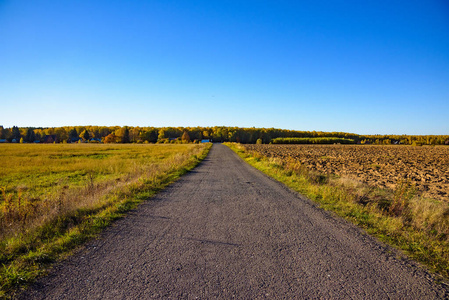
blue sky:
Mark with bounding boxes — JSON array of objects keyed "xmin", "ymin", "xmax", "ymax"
[{"xmin": 1, "ymin": 0, "xmax": 448, "ymax": 134}]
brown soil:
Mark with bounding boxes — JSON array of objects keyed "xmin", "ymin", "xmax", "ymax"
[{"xmin": 244, "ymin": 144, "xmax": 449, "ymax": 201}]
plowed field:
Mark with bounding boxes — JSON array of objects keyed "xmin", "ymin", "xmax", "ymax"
[{"xmin": 243, "ymin": 144, "xmax": 449, "ymax": 201}]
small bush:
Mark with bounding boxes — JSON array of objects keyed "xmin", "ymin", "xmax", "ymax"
[{"xmin": 389, "ymin": 179, "xmax": 415, "ymax": 217}]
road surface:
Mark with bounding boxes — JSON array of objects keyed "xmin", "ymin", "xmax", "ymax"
[{"xmin": 21, "ymin": 144, "xmax": 448, "ymax": 299}]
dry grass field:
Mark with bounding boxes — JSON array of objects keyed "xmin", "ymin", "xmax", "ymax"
[
  {"xmin": 244, "ymin": 144, "xmax": 449, "ymax": 201},
  {"xmin": 0, "ymin": 143, "xmax": 208, "ymax": 240},
  {"xmin": 0, "ymin": 143, "xmax": 211, "ymax": 296}
]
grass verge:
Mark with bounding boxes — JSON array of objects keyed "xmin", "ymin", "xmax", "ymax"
[
  {"xmin": 0, "ymin": 143, "xmax": 212, "ymax": 298},
  {"xmin": 226, "ymin": 143, "xmax": 449, "ymax": 281}
]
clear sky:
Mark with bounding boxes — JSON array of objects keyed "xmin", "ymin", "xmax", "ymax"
[{"xmin": 1, "ymin": 1, "xmax": 448, "ymax": 134}]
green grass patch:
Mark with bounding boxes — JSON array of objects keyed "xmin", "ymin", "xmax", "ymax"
[
  {"xmin": 0, "ymin": 143, "xmax": 212, "ymax": 298},
  {"xmin": 226, "ymin": 143, "xmax": 449, "ymax": 280}
]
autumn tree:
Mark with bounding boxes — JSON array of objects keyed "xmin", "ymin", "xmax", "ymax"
[
  {"xmin": 80, "ymin": 130, "xmax": 90, "ymax": 141},
  {"xmin": 130, "ymin": 127, "xmax": 141, "ymax": 143},
  {"xmin": 55, "ymin": 127, "xmax": 68, "ymax": 142},
  {"xmin": 104, "ymin": 133, "xmax": 117, "ymax": 143},
  {"xmin": 157, "ymin": 128, "xmax": 167, "ymax": 143},
  {"xmin": 181, "ymin": 131, "xmax": 191, "ymax": 143},
  {"xmin": 6, "ymin": 125, "xmax": 449, "ymax": 146},
  {"xmin": 98, "ymin": 127, "xmax": 111, "ymax": 138},
  {"xmin": 202, "ymin": 130, "xmax": 210, "ymax": 140}
]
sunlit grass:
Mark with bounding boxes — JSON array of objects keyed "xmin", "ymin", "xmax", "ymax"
[
  {"xmin": 1, "ymin": 144, "xmax": 185, "ymax": 194},
  {"xmin": 0, "ymin": 143, "xmax": 211, "ymax": 298}
]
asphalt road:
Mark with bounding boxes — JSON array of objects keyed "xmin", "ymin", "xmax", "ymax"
[{"xmin": 21, "ymin": 144, "xmax": 448, "ymax": 299}]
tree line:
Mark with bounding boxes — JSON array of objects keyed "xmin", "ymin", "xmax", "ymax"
[
  {"xmin": 0, "ymin": 126, "xmax": 448, "ymax": 145},
  {"xmin": 272, "ymin": 137, "xmax": 356, "ymax": 144}
]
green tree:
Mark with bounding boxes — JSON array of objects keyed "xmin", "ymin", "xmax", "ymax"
[
  {"xmin": 24, "ymin": 128, "xmax": 36, "ymax": 143},
  {"xmin": 11, "ymin": 126, "xmax": 21, "ymax": 141},
  {"xmin": 122, "ymin": 127, "xmax": 130, "ymax": 143},
  {"xmin": 140, "ymin": 129, "xmax": 158, "ymax": 143},
  {"xmin": 0, "ymin": 126, "xmax": 6, "ymax": 139},
  {"xmin": 68, "ymin": 128, "xmax": 78, "ymax": 141}
]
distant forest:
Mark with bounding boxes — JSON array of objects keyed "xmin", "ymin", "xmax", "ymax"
[{"xmin": 0, "ymin": 126, "xmax": 448, "ymax": 145}]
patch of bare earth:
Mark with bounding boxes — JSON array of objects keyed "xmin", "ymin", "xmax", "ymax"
[{"xmin": 244, "ymin": 144, "xmax": 449, "ymax": 201}]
